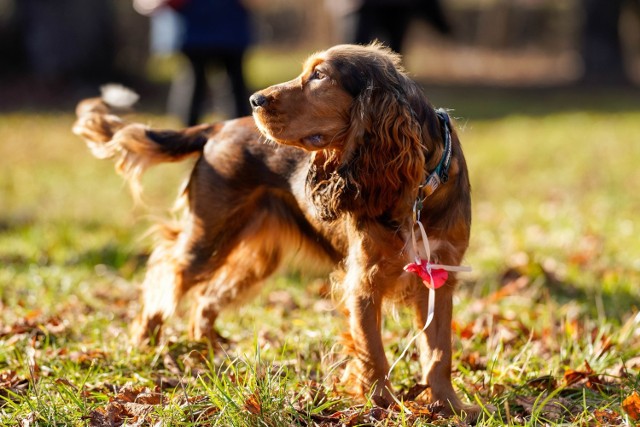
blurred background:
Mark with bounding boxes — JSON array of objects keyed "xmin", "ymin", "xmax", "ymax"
[
  {"xmin": 1, "ymin": 0, "xmax": 639, "ymax": 116},
  {"xmin": 0, "ymin": 4, "xmax": 639, "ymax": 420}
]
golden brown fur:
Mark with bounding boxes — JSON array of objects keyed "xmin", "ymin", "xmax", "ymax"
[{"xmin": 73, "ymin": 43, "xmax": 480, "ymax": 419}]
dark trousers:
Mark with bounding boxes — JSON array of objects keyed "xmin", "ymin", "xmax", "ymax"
[{"xmin": 171, "ymin": 47, "xmax": 250, "ymax": 126}]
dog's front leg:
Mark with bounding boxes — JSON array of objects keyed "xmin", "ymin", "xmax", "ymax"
[
  {"xmin": 414, "ymin": 281, "xmax": 481, "ymax": 419},
  {"xmin": 345, "ymin": 287, "xmax": 393, "ymax": 403}
]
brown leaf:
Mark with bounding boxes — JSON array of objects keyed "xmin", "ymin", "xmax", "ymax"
[
  {"xmin": 564, "ymin": 360, "xmax": 594, "ymax": 386},
  {"xmin": 0, "ymin": 370, "xmax": 29, "ymax": 404},
  {"xmin": 593, "ymin": 408, "xmax": 623, "ymax": 425},
  {"xmin": 135, "ymin": 390, "xmax": 165, "ymax": 405},
  {"xmin": 402, "ymin": 400, "xmax": 438, "ymax": 417},
  {"xmin": 86, "ymin": 384, "xmax": 166, "ymax": 427},
  {"xmin": 526, "ymin": 375, "xmax": 557, "ymax": 391},
  {"xmin": 68, "ymin": 349, "xmax": 107, "ymax": 366},
  {"xmin": 461, "ymin": 351, "xmax": 487, "ymax": 371},
  {"xmin": 400, "ymin": 383, "xmax": 430, "ymax": 401},
  {"xmin": 153, "ymin": 375, "xmax": 182, "ymax": 390},
  {"xmin": 162, "ymin": 352, "xmax": 182, "ymax": 375},
  {"xmin": 0, "ymin": 315, "xmax": 67, "ymax": 341},
  {"xmin": 515, "ymin": 394, "xmax": 576, "ymax": 421},
  {"xmin": 87, "ymin": 403, "xmax": 127, "ymax": 427},
  {"xmin": 0, "ymin": 370, "xmax": 25, "ymax": 388},
  {"xmin": 115, "ymin": 384, "xmax": 144, "ymax": 403},
  {"xmin": 622, "ymin": 391, "xmax": 640, "ymax": 421},
  {"xmin": 365, "ymin": 406, "xmax": 389, "ymax": 421},
  {"xmin": 491, "ymin": 383, "xmax": 507, "ymax": 398},
  {"xmin": 489, "ymin": 271, "xmax": 530, "ymax": 303},
  {"xmin": 243, "ymin": 391, "xmax": 262, "ymax": 415},
  {"xmin": 563, "ymin": 361, "xmax": 605, "ymax": 391},
  {"xmin": 122, "ymin": 401, "xmax": 156, "ymax": 420}
]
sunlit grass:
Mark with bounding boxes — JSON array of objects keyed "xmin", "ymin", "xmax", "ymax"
[{"xmin": 0, "ymin": 98, "xmax": 639, "ymax": 425}]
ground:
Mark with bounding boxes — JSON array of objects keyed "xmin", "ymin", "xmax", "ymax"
[{"xmin": 0, "ymin": 84, "xmax": 639, "ymax": 425}]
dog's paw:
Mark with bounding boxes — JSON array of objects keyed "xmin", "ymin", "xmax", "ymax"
[
  {"xmin": 130, "ymin": 313, "xmax": 163, "ymax": 346},
  {"xmin": 438, "ymin": 400, "xmax": 496, "ymax": 423},
  {"xmin": 419, "ymin": 386, "xmax": 496, "ymax": 423}
]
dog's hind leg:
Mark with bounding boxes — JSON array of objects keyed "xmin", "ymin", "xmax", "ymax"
[
  {"xmin": 188, "ymin": 235, "xmax": 282, "ymax": 343},
  {"xmin": 131, "ymin": 201, "xmax": 248, "ymax": 345},
  {"xmin": 187, "ymin": 210, "xmax": 296, "ymax": 343},
  {"xmin": 130, "ymin": 219, "xmax": 212, "ymax": 345}
]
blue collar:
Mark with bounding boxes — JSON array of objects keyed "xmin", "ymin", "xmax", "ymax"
[{"xmin": 420, "ymin": 108, "xmax": 453, "ymax": 199}]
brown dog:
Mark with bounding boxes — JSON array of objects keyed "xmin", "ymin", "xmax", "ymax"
[{"xmin": 73, "ymin": 43, "xmax": 477, "ymax": 418}]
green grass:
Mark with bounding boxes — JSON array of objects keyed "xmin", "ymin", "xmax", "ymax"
[{"xmin": 1, "ymin": 90, "xmax": 639, "ymax": 426}]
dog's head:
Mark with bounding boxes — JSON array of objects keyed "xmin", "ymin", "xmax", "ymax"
[{"xmin": 251, "ymin": 43, "xmax": 443, "ymax": 220}]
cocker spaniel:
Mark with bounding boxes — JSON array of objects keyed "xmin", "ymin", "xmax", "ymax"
[{"xmin": 73, "ymin": 43, "xmax": 479, "ymax": 418}]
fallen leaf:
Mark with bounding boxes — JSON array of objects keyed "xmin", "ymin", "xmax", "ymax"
[
  {"xmin": 0, "ymin": 315, "xmax": 67, "ymax": 343},
  {"xmin": 244, "ymin": 391, "xmax": 262, "ymax": 415},
  {"xmin": 135, "ymin": 390, "xmax": 165, "ymax": 405},
  {"xmin": 564, "ymin": 360, "xmax": 606, "ymax": 391},
  {"xmin": 0, "ymin": 370, "xmax": 29, "ymax": 405},
  {"xmin": 622, "ymin": 391, "xmax": 640, "ymax": 421},
  {"xmin": 402, "ymin": 400, "xmax": 438, "ymax": 417},
  {"xmin": 86, "ymin": 383, "xmax": 167, "ymax": 427},
  {"xmin": 162, "ymin": 352, "xmax": 182, "ymax": 375},
  {"xmin": 461, "ymin": 351, "xmax": 487, "ymax": 371},
  {"xmin": 400, "ymin": 383, "xmax": 429, "ymax": 401},
  {"xmin": 593, "ymin": 408, "xmax": 623, "ymax": 425},
  {"xmin": 68, "ymin": 349, "xmax": 107, "ymax": 366},
  {"xmin": 153, "ymin": 375, "xmax": 182, "ymax": 390},
  {"xmin": 564, "ymin": 360, "xmax": 594, "ymax": 386},
  {"xmin": 489, "ymin": 271, "xmax": 530, "ymax": 303},
  {"xmin": 515, "ymin": 394, "xmax": 576, "ymax": 422},
  {"xmin": 526, "ymin": 375, "xmax": 557, "ymax": 391}
]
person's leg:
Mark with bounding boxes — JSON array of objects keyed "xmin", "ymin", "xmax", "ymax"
[
  {"xmin": 168, "ymin": 49, "xmax": 209, "ymax": 126},
  {"xmin": 221, "ymin": 50, "xmax": 251, "ymax": 117}
]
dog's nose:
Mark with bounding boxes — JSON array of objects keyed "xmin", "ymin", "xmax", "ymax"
[{"xmin": 250, "ymin": 93, "xmax": 268, "ymax": 109}]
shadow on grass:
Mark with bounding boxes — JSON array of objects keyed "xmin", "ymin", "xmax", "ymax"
[
  {"xmin": 66, "ymin": 243, "xmax": 148, "ymax": 274},
  {"xmin": 475, "ymin": 262, "xmax": 640, "ymax": 324}
]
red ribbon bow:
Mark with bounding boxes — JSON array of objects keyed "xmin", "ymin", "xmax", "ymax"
[{"xmin": 404, "ymin": 260, "xmax": 448, "ymax": 289}]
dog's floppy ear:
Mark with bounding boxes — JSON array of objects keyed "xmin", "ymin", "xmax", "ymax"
[
  {"xmin": 349, "ymin": 81, "xmax": 424, "ymax": 217},
  {"xmin": 308, "ymin": 44, "xmax": 429, "ymax": 221},
  {"xmin": 338, "ymin": 72, "xmax": 426, "ymax": 219}
]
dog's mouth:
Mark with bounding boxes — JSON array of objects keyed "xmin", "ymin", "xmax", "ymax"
[{"xmin": 253, "ymin": 113, "xmax": 330, "ymax": 151}]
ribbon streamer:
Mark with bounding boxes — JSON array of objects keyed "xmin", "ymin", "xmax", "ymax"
[{"xmin": 386, "ymin": 203, "xmax": 471, "ymax": 382}]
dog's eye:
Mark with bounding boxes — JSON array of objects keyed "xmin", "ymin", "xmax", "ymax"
[{"xmin": 310, "ymin": 69, "xmax": 326, "ymax": 81}]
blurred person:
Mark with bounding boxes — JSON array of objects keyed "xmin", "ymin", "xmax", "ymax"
[
  {"xmin": 351, "ymin": 0, "xmax": 451, "ymax": 54},
  {"xmin": 134, "ymin": 0, "xmax": 252, "ymax": 125},
  {"xmin": 581, "ymin": 0, "xmax": 637, "ymax": 85}
]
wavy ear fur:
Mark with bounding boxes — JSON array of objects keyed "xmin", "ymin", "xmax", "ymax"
[{"xmin": 309, "ymin": 46, "xmax": 430, "ymax": 221}]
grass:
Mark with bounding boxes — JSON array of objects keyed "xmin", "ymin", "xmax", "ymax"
[{"xmin": 1, "ymin": 84, "xmax": 639, "ymax": 426}]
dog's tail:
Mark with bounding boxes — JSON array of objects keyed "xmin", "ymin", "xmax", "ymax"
[{"xmin": 72, "ymin": 84, "xmax": 217, "ymax": 199}]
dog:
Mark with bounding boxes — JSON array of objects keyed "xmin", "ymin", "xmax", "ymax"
[{"xmin": 73, "ymin": 43, "xmax": 478, "ymax": 418}]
